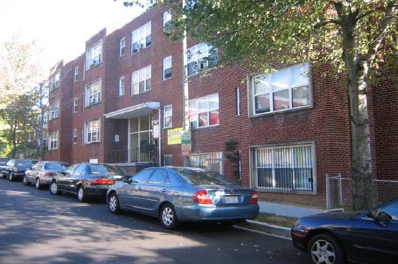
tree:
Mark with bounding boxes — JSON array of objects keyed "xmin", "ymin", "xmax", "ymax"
[
  {"xmin": 0, "ymin": 34, "xmax": 45, "ymax": 158},
  {"xmin": 120, "ymin": 0, "xmax": 398, "ymax": 209}
]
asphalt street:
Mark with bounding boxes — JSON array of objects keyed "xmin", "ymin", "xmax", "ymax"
[{"xmin": 0, "ymin": 178, "xmax": 309, "ymax": 264}]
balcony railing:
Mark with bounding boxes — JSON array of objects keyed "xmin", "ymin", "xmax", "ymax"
[{"xmin": 106, "ymin": 148, "xmax": 154, "ymax": 164}]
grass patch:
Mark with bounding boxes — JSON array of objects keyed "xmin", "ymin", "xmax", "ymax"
[{"xmin": 253, "ymin": 212, "xmax": 299, "ymax": 228}]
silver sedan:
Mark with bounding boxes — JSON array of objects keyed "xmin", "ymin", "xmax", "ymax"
[
  {"xmin": 107, "ymin": 167, "xmax": 259, "ymax": 229},
  {"xmin": 24, "ymin": 161, "xmax": 70, "ymax": 189}
]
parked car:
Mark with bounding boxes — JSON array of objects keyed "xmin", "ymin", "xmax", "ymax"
[
  {"xmin": 24, "ymin": 161, "xmax": 70, "ymax": 189},
  {"xmin": 106, "ymin": 166, "xmax": 259, "ymax": 229},
  {"xmin": 49, "ymin": 163, "xmax": 128, "ymax": 202},
  {"xmin": 3, "ymin": 159, "xmax": 38, "ymax": 181},
  {"xmin": 0, "ymin": 157, "xmax": 10, "ymax": 178},
  {"xmin": 291, "ymin": 197, "xmax": 398, "ymax": 264}
]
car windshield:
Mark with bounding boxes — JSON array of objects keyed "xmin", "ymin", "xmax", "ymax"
[
  {"xmin": 15, "ymin": 160, "xmax": 32, "ymax": 167},
  {"xmin": 89, "ymin": 164, "xmax": 126, "ymax": 176},
  {"xmin": 175, "ymin": 168, "xmax": 233, "ymax": 185},
  {"xmin": 45, "ymin": 162, "xmax": 69, "ymax": 170}
]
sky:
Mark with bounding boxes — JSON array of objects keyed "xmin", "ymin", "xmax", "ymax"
[{"xmin": 0, "ymin": 0, "xmax": 144, "ymax": 71}]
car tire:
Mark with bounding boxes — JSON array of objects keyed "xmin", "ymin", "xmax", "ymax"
[
  {"xmin": 49, "ymin": 181, "xmax": 60, "ymax": 195},
  {"xmin": 108, "ymin": 192, "xmax": 121, "ymax": 214},
  {"xmin": 160, "ymin": 203, "xmax": 179, "ymax": 230},
  {"xmin": 77, "ymin": 186, "xmax": 86, "ymax": 202},
  {"xmin": 308, "ymin": 233, "xmax": 345, "ymax": 264},
  {"xmin": 35, "ymin": 178, "xmax": 42, "ymax": 190},
  {"xmin": 23, "ymin": 176, "xmax": 30, "ymax": 185}
]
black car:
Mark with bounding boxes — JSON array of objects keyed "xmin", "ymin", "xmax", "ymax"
[
  {"xmin": 49, "ymin": 163, "xmax": 128, "ymax": 202},
  {"xmin": 291, "ymin": 197, "xmax": 398, "ymax": 264},
  {"xmin": 2, "ymin": 159, "xmax": 38, "ymax": 181}
]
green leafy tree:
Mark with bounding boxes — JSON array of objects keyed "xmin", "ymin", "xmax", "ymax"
[{"xmin": 120, "ymin": 0, "xmax": 398, "ymax": 209}]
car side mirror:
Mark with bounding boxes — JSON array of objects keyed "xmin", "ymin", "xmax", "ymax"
[{"xmin": 375, "ymin": 211, "xmax": 393, "ymax": 222}]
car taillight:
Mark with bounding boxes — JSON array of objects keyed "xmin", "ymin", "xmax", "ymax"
[
  {"xmin": 250, "ymin": 190, "xmax": 258, "ymax": 204},
  {"xmin": 43, "ymin": 172, "xmax": 57, "ymax": 177},
  {"xmin": 193, "ymin": 190, "xmax": 213, "ymax": 205},
  {"xmin": 91, "ymin": 178, "xmax": 115, "ymax": 185}
]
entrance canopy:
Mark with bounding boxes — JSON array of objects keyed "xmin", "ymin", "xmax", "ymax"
[{"xmin": 104, "ymin": 102, "xmax": 160, "ymax": 119}]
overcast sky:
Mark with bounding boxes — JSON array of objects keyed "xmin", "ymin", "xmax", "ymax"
[{"xmin": 0, "ymin": 0, "xmax": 144, "ymax": 70}]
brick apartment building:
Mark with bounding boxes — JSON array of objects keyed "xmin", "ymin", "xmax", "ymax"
[{"xmin": 46, "ymin": 5, "xmax": 398, "ymax": 207}]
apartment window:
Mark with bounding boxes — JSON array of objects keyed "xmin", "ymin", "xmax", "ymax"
[
  {"xmin": 131, "ymin": 65, "xmax": 151, "ymax": 95},
  {"xmin": 48, "ymin": 131, "xmax": 58, "ymax": 150},
  {"xmin": 119, "ymin": 77, "xmax": 125, "ymax": 96},
  {"xmin": 189, "ymin": 93, "xmax": 219, "ymax": 128},
  {"xmin": 187, "ymin": 43, "xmax": 218, "ymax": 76},
  {"xmin": 73, "ymin": 129, "xmax": 77, "ymax": 144},
  {"xmin": 120, "ymin": 37, "xmax": 126, "ymax": 56},
  {"xmin": 164, "ymin": 154, "xmax": 173, "ymax": 166},
  {"xmin": 251, "ymin": 62, "xmax": 311, "ymax": 115},
  {"xmin": 48, "ymin": 100, "xmax": 59, "ymax": 120},
  {"xmin": 85, "ymin": 79, "xmax": 102, "ymax": 106},
  {"xmin": 163, "ymin": 56, "xmax": 172, "ymax": 80},
  {"xmin": 74, "ymin": 67, "xmax": 79, "ymax": 81},
  {"xmin": 85, "ymin": 119, "xmax": 100, "ymax": 144},
  {"xmin": 131, "ymin": 22, "xmax": 151, "ymax": 54},
  {"xmin": 163, "ymin": 10, "xmax": 172, "ymax": 31},
  {"xmin": 73, "ymin": 98, "xmax": 78, "ymax": 113},
  {"xmin": 164, "ymin": 105, "xmax": 172, "ymax": 128},
  {"xmin": 86, "ymin": 41, "xmax": 102, "ymax": 70},
  {"xmin": 190, "ymin": 152, "xmax": 223, "ymax": 174},
  {"xmin": 254, "ymin": 144, "xmax": 314, "ymax": 192}
]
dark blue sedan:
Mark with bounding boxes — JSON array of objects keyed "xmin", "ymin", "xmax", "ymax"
[
  {"xmin": 291, "ymin": 197, "xmax": 398, "ymax": 264},
  {"xmin": 107, "ymin": 167, "xmax": 259, "ymax": 229}
]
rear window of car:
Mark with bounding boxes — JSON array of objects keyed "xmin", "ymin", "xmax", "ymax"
[{"xmin": 175, "ymin": 169, "xmax": 233, "ymax": 185}]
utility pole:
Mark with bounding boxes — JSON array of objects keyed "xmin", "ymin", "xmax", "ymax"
[{"xmin": 39, "ymin": 81, "xmax": 45, "ymax": 160}]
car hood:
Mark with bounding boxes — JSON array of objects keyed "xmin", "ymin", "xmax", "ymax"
[{"xmin": 306, "ymin": 211, "xmax": 363, "ymax": 220}]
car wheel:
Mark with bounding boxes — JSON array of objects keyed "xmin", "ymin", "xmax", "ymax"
[
  {"xmin": 108, "ymin": 192, "xmax": 121, "ymax": 214},
  {"xmin": 23, "ymin": 176, "xmax": 30, "ymax": 185},
  {"xmin": 35, "ymin": 178, "xmax": 41, "ymax": 190},
  {"xmin": 160, "ymin": 203, "xmax": 179, "ymax": 230},
  {"xmin": 49, "ymin": 181, "xmax": 60, "ymax": 195},
  {"xmin": 308, "ymin": 233, "xmax": 345, "ymax": 264},
  {"xmin": 77, "ymin": 186, "xmax": 86, "ymax": 202}
]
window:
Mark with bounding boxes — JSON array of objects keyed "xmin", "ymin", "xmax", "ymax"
[
  {"xmin": 131, "ymin": 22, "xmax": 151, "ymax": 54},
  {"xmin": 164, "ymin": 155, "xmax": 173, "ymax": 166},
  {"xmin": 49, "ymin": 71, "xmax": 61, "ymax": 92},
  {"xmin": 85, "ymin": 79, "xmax": 102, "ymax": 106},
  {"xmin": 190, "ymin": 152, "xmax": 223, "ymax": 174},
  {"xmin": 251, "ymin": 62, "xmax": 311, "ymax": 115},
  {"xmin": 131, "ymin": 65, "xmax": 151, "ymax": 95},
  {"xmin": 119, "ymin": 76, "xmax": 125, "ymax": 96},
  {"xmin": 48, "ymin": 131, "xmax": 58, "ymax": 150},
  {"xmin": 187, "ymin": 43, "xmax": 218, "ymax": 76},
  {"xmin": 163, "ymin": 56, "xmax": 172, "ymax": 80},
  {"xmin": 120, "ymin": 37, "xmax": 126, "ymax": 56},
  {"xmin": 73, "ymin": 129, "xmax": 77, "ymax": 144},
  {"xmin": 48, "ymin": 100, "xmax": 60, "ymax": 120},
  {"xmin": 164, "ymin": 105, "xmax": 172, "ymax": 128},
  {"xmin": 86, "ymin": 41, "xmax": 102, "ymax": 70},
  {"xmin": 163, "ymin": 10, "xmax": 172, "ymax": 31},
  {"xmin": 85, "ymin": 119, "xmax": 100, "ymax": 144},
  {"xmin": 254, "ymin": 144, "xmax": 314, "ymax": 192},
  {"xmin": 189, "ymin": 93, "xmax": 219, "ymax": 128},
  {"xmin": 74, "ymin": 67, "xmax": 79, "ymax": 81},
  {"xmin": 73, "ymin": 98, "xmax": 78, "ymax": 113}
]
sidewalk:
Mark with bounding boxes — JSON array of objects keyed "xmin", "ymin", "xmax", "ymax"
[{"xmin": 235, "ymin": 201, "xmax": 326, "ymax": 239}]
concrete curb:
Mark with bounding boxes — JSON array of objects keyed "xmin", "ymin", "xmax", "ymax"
[{"xmin": 234, "ymin": 220, "xmax": 291, "ymax": 239}]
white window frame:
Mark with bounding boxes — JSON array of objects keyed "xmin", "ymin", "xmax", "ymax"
[
  {"xmin": 253, "ymin": 143, "xmax": 315, "ymax": 193},
  {"xmin": 86, "ymin": 41, "xmax": 103, "ymax": 70},
  {"xmin": 73, "ymin": 128, "xmax": 77, "ymax": 144},
  {"xmin": 251, "ymin": 62, "xmax": 311, "ymax": 116},
  {"xmin": 163, "ymin": 56, "xmax": 172, "ymax": 80},
  {"xmin": 163, "ymin": 10, "xmax": 172, "ymax": 31},
  {"xmin": 73, "ymin": 98, "xmax": 78, "ymax": 113},
  {"xmin": 131, "ymin": 65, "xmax": 151, "ymax": 95},
  {"xmin": 131, "ymin": 22, "xmax": 151, "ymax": 54},
  {"xmin": 120, "ymin": 37, "xmax": 126, "ymax": 56},
  {"xmin": 48, "ymin": 131, "xmax": 58, "ymax": 150},
  {"xmin": 187, "ymin": 43, "xmax": 218, "ymax": 76},
  {"xmin": 85, "ymin": 79, "xmax": 102, "ymax": 106},
  {"xmin": 189, "ymin": 93, "xmax": 219, "ymax": 128},
  {"xmin": 119, "ymin": 76, "xmax": 125, "ymax": 96},
  {"xmin": 163, "ymin": 105, "xmax": 172, "ymax": 128},
  {"xmin": 85, "ymin": 119, "xmax": 100, "ymax": 144},
  {"xmin": 190, "ymin": 152, "xmax": 223, "ymax": 174},
  {"xmin": 48, "ymin": 100, "xmax": 60, "ymax": 120},
  {"xmin": 74, "ymin": 67, "xmax": 79, "ymax": 81}
]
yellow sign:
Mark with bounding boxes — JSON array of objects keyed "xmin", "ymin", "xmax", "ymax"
[{"xmin": 167, "ymin": 127, "xmax": 184, "ymax": 145}]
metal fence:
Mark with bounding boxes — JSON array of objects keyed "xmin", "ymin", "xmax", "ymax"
[{"xmin": 326, "ymin": 174, "xmax": 398, "ymax": 210}]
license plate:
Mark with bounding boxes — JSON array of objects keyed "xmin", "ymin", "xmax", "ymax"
[{"xmin": 225, "ymin": 196, "xmax": 239, "ymax": 204}]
